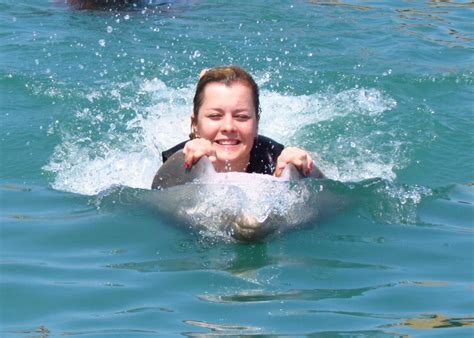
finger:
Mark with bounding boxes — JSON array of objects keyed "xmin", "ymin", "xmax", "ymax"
[
  {"xmin": 207, "ymin": 147, "xmax": 217, "ymax": 162},
  {"xmin": 274, "ymin": 167, "xmax": 282, "ymax": 177},
  {"xmin": 305, "ymin": 155, "xmax": 314, "ymax": 176},
  {"xmin": 299, "ymin": 157, "xmax": 308, "ymax": 176},
  {"xmin": 290, "ymin": 158, "xmax": 304, "ymax": 172},
  {"xmin": 184, "ymin": 150, "xmax": 195, "ymax": 169},
  {"xmin": 274, "ymin": 160, "xmax": 288, "ymax": 177}
]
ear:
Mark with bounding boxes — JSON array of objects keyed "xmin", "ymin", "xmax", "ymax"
[{"xmin": 189, "ymin": 115, "xmax": 198, "ymax": 139}]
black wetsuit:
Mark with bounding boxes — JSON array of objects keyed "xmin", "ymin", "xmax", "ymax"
[{"xmin": 161, "ymin": 135, "xmax": 284, "ymax": 175}]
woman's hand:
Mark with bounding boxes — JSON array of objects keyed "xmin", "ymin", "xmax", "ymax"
[
  {"xmin": 183, "ymin": 138, "xmax": 217, "ymax": 169},
  {"xmin": 274, "ymin": 147, "xmax": 314, "ymax": 177}
]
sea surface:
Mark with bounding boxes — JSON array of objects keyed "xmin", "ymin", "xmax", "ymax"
[{"xmin": 1, "ymin": 0, "xmax": 473, "ymax": 336}]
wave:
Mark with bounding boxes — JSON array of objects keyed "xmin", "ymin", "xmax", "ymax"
[{"xmin": 42, "ymin": 75, "xmax": 401, "ymax": 195}]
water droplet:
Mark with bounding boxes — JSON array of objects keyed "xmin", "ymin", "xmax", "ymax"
[
  {"xmin": 106, "ymin": 26, "xmax": 113, "ymax": 33},
  {"xmin": 98, "ymin": 39, "xmax": 106, "ymax": 47},
  {"xmin": 124, "ymin": 15, "xmax": 130, "ymax": 20}
]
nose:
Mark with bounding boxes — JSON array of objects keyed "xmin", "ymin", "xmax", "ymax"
[{"xmin": 221, "ymin": 114, "xmax": 236, "ymax": 132}]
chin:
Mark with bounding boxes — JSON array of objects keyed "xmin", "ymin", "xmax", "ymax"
[
  {"xmin": 215, "ymin": 154, "xmax": 247, "ymax": 171},
  {"xmin": 216, "ymin": 150, "xmax": 241, "ymax": 161},
  {"xmin": 216, "ymin": 157, "xmax": 239, "ymax": 167}
]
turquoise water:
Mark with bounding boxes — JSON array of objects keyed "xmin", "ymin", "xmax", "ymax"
[{"xmin": 1, "ymin": 0, "xmax": 473, "ymax": 336}]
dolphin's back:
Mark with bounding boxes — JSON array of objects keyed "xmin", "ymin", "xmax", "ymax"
[
  {"xmin": 149, "ymin": 151, "xmax": 326, "ymax": 241},
  {"xmin": 151, "ymin": 150, "xmax": 306, "ymax": 190},
  {"xmin": 151, "ymin": 151, "xmax": 216, "ymax": 190}
]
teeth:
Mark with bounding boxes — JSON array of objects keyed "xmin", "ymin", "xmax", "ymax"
[{"xmin": 217, "ymin": 140, "xmax": 239, "ymax": 145}]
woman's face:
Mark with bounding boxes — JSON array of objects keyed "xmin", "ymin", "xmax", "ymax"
[{"xmin": 193, "ymin": 82, "xmax": 258, "ymax": 171}]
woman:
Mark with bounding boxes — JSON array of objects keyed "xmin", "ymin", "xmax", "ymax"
[{"xmin": 153, "ymin": 66, "xmax": 323, "ymax": 189}]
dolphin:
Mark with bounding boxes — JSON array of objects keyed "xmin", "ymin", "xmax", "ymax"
[
  {"xmin": 151, "ymin": 150, "xmax": 308, "ymax": 190},
  {"xmin": 147, "ymin": 151, "xmax": 341, "ymax": 241}
]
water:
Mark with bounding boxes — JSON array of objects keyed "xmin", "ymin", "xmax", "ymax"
[{"xmin": 1, "ymin": 0, "xmax": 473, "ymax": 336}]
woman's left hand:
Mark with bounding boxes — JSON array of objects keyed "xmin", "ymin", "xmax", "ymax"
[{"xmin": 274, "ymin": 147, "xmax": 314, "ymax": 177}]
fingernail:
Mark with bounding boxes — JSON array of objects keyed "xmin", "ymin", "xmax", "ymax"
[{"xmin": 183, "ymin": 163, "xmax": 189, "ymax": 169}]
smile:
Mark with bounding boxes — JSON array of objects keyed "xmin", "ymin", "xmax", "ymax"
[{"xmin": 215, "ymin": 139, "xmax": 241, "ymax": 145}]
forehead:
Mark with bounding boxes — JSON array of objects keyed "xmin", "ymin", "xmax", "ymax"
[{"xmin": 201, "ymin": 82, "xmax": 253, "ymax": 103}]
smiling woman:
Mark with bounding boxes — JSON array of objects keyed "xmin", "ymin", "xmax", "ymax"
[
  {"xmin": 188, "ymin": 82, "xmax": 258, "ymax": 172},
  {"xmin": 151, "ymin": 66, "xmax": 324, "ymax": 189}
]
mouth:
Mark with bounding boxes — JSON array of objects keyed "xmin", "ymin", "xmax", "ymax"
[
  {"xmin": 214, "ymin": 139, "xmax": 241, "ymax": 146},
  {"xmin": 230, "ymin": 215, "xmax": 272, "ymax": 241}
]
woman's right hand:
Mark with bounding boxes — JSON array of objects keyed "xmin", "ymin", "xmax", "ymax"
[{"xmin": 183, "ymin": 138, "xmax": 217, "ymax": 169}]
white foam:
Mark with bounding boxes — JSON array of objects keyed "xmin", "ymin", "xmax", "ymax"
[
  {"xmin": 47, "ymin": 143, "xmax": 159, "ymax": 196},
  {"xmin": 258, "ymin": 87, "xmax": 396, "ymax": 141},
  {"xmin": 44, "ymin": 77, "xmax": 399, "ymax": 196},
  {"xmin": 151, "ymin": 177, "xmax": 313, "ymax": 240}
]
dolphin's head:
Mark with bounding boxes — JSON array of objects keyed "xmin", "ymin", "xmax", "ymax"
[{"xmin": 229, "ymin": 212, "xmax": 279, "ymax": 242}]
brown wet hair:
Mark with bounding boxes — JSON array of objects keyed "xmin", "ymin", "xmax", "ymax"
[{"xmin": 190, "ymin": 66, "xmax": 260, "ymax": 138}]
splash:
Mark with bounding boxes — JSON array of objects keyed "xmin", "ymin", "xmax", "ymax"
[
  {"xmin": 44, "ymin": 76, "xmax": 400, "ymax": 196},
  {"xmin": 140, "ymin": 173, "xmax": 341, "ymax": 241}
]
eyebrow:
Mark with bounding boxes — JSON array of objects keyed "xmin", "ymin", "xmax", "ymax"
[{"xmin": 205, "ymin": 108, "xmax": 252, "ymax": 114}]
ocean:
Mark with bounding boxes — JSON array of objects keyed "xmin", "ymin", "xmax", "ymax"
[{"xmin": 1, "ymin": 0, "xmax": 473, "ymax": 336}]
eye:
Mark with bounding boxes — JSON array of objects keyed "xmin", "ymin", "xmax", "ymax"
[
  {"xmin": 235, "ymin": 114, "xmax": 251, "ymax": 121},
  {"xmin": 207, "ymin": 113, "xmax": 222, "ymax": 120}
]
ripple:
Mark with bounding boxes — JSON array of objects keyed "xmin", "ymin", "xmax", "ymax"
[
  {"xmin": 114, "ymin": 306, "xmax": 174, "ymax": 315},
  {"xmin": 183, "ymin": 319, "xmax": 261, "ymax": 335},
  {"xmin": 0, "ymin": 183, "xmax": 32, "ymax": 192},
  {"xmin": 198, "ymin": 283, "xmax": 394, "ymax": 304},
  {"xmin": 387, "ymin": 313, "xmax": 474, "ymax": 329},
  {"xmin": 399, "ymin": 280, "xmax": 450, "ymax": 287},
  {"xmin": 281, "ymin": 256, "xmax": 391, "ymax": 271},
  {"xmin": 106, "ymin": 258, "xmax": 218, "ymax": 273},
  {"xmin": 4, "ymin": 210, "xmax": 97, "ymax": 222},
  {"xmin": 60, "ymin": 328, "xmax": 160, "ymax": 336}
]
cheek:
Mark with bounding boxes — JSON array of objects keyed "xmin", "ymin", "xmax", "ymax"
[
  {"xmin": 197, "ymin": 121, "xmax": 218, "ymax": 138},
  {"xmin": 240, "ymin": 124, "xmax": 257, "ymax": 144},
  {"xmin": 246, "ymin": 122, "xmax": 258, "ymax": 137}
]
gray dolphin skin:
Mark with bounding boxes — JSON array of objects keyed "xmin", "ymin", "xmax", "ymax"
[
  {"xmin": 148, "ymin": 151, "xmax": 331, "ymax": 241},
  {"xmin": 151, "ymin": 151, "xmax": 307, "ymax": 190}
]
